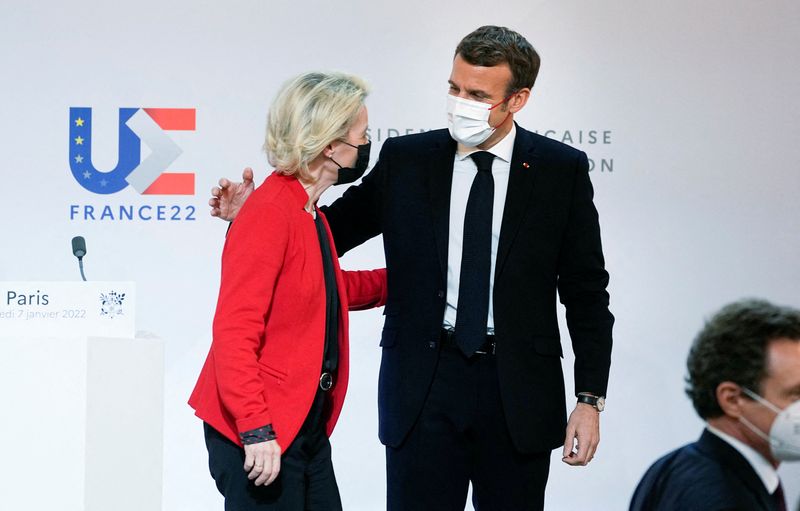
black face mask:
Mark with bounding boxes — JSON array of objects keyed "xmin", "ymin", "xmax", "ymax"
[{"xmin": 331, "ymin": 140, "xmax": 371, "ymax": 185}]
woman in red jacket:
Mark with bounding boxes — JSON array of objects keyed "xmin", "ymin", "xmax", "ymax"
[{"xmin": 189, "ymin": 72, "xmax": 386, "ymax": 510}]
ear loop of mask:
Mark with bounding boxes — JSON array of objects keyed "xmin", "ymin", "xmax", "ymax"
[
  {"xmin": 487, "ymin": 91, "xmax": 517, "ymax": 130},
  {"xmin": 739, "ymin": 387, "xmax": 781, "ymax": 447},
  {"xmin": 330, "ymin": 139, "xmax": 362, "ymax": 168},
  {"xmin": 742, "ymin": 387, "xmax": 783, "ymax": 414}
]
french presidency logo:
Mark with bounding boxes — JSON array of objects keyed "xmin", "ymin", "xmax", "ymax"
[{"xmin": 68, "ymin": 107, "xmax": 198, "ymax": 221}]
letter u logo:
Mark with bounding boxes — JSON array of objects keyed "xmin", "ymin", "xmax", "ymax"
[
  {"xmin": 69, "ymin": 107, "xmax": 195, "ymax": 195},
  {"xmin": 69, "ymin": 107, "xmax": 140, "ymax": 194}
]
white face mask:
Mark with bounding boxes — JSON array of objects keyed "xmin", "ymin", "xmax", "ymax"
[
  {"xmin": 446, "ymin": 94, "xmax": 510, "ymax": 147},
  {"xmin": 740, "ymin": 387, "xmax": 800, "ymax": 462}
]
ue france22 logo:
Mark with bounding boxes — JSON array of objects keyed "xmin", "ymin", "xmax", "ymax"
[{"xmin": 69, "ymin": 107, "xmax": 195, "ymax": 195}]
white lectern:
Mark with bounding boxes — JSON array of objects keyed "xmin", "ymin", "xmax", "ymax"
[{"xmin": 0, "ymin": 282, "xmax": 163, "ymax": 511}]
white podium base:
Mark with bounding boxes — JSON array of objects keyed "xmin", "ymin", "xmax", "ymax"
[{"xmin": 0, "ymin": 336, "xmax": 164, "ymax": 511}]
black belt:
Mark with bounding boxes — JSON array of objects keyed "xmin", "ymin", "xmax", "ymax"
[{"xmin": 440, "ymin": 329, "xmax": 496, "ymax": 355}]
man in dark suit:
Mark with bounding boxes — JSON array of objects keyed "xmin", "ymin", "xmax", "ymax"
[
  {"xmin": 212, "ymin": 25, "xmax": 613, "ymax": 510},
  {"xmin": 630, "ymin": 299, "xmax": 800, "ymax": 511}
]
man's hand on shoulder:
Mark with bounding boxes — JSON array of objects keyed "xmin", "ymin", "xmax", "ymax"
[
  {"xmin": 562, "ymin": 402, "xmax": 600, "ymax": 466},
  {"xmin": 209, "ymin": 167, "xmax": 255, "ymax": 221}
]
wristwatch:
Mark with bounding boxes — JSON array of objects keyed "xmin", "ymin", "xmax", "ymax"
[{"xmin": 577, "ymin": 393, "xmax": 605, "ymax": 412}]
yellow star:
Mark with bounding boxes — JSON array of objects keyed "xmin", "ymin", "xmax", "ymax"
[
  {"xmin": 74, "ymin": 136, "xmax": 84, "ymax": 145},
  {"xmin": 75, "ymin": 118, "xmax": 84, "ymax": 127}
]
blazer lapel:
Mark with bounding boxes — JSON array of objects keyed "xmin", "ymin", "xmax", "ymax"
[
  {"xmin": 495, "ymin": 125, "xmax": 539, "ymax": 279},
  {"xmin": 426, "ymin": 131, "xmax": 457, "ymax": 282},
  {"xmin": 696, "ymin": 429, "xmax": 775, "ymax": 510}
]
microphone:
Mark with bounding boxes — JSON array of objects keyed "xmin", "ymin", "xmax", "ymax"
[
  {"xmin": 71, "ymin": 236, "xmax": 88, "ymax": 281},
  {"xmin": 72, "ymin": 236, "xmax": 86, "ymax": 258}
]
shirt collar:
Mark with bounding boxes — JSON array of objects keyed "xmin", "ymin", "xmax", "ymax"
[
  {"xmin": 705, "ymin": 424, "xmax": 780, "ymax": 493},
  {"xmin": 456, "ymin": 122, "xmax": 516, "ymax": 164}
]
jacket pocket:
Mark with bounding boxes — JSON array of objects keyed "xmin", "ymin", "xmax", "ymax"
[
  {"xmin": 257, "ymin": 361, "xmax": 288, "ymax": 382},
  {"xmin": 380, "ymin": 329, "xmax": 397, "ymax": 348},
  {"xmin": 382, "ymin": 311, "xmax": 401, "ymax": 329},
  {"xmin": 532, "ymin": 335, "xmax": 563, "ymax": 358}
]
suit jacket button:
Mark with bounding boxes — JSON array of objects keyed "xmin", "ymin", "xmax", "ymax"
[
  {"xmin": 437, "ymin": 290, "xmax": 445, "ymax": 298},
  {"xmin": 428, "ymin": 340, "xmax": 437, "ymax": 349}
]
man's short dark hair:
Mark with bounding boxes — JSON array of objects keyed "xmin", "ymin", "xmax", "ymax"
[
  {"xmin": 685, "ymin": 298, "xmax": 800, "ymax": 419},
  {"xmin": 455, "ymin": 25, "xmax": 541, "ymax": 95}
]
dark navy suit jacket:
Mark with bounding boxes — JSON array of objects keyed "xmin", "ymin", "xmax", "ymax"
[
  {"xmin": 324, "ymin": 125, "xmax": 614, "ymax": 453},
  {"xmin": 630, "ymin": 429, "xmax": 780, "ymax": 511}
]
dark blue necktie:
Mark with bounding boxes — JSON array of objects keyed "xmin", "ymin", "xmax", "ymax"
[
  {"xmin": 454, "ymin": 151, "xmax": 495, "ymax": 356},
  {"xmin": 773, "ymin": 482, "xmax": 787, "ymax": 511}
]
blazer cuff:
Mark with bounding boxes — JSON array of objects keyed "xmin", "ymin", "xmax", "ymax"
[
  {"xmin": 236, "ymin": 413, "xmax": 273, "ymax": 435},
  {"xmin": 239, "ymin": 424, "xmax": 277, "ymax": 444}
]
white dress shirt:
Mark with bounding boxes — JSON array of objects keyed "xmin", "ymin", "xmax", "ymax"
[
  {"xmin": 705, "ymin": 424, "xmax": 780, "ymax": 494},
  {"xmin": 442, "ymin": 123, "xmax": 516, "ymax": 334}
]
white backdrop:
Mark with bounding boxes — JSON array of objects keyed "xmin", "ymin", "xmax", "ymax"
[{"xmin": 1, "ymin": 0, "xmax": 799, "ymax": 509}]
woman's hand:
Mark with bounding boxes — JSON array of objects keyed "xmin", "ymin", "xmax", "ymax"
[{"xmin": 243, "ymin": 439, "xmax": 282, "ymax": 486}]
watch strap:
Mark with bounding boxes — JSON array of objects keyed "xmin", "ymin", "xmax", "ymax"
[{"xmin": 577, "ymin": 394, "xmax": 604, "ymax": 411}]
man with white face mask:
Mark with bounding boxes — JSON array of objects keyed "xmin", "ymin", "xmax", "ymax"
[
  {"xmin": 210, "ymin": 25, "xmax": 613, "ymax": 510},
  {"xmin": 630, "ymin": 299, "xmax": 800, "ymax": 511}
]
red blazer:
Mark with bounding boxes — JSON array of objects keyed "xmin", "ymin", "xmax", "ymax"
[{"xmin": 189, "ymin": 172, "xmax": 387, "ymax": 450}]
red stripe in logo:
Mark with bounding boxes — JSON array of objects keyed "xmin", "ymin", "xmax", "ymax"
[
  {"xmin": 142, "ymin": 172, "xmax": 195, "ymax": 195},
  {"xmin": 143, "ymin": 108, "xmax": 196, "ymax": 131}
]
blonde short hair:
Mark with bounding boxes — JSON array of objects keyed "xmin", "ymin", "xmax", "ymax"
[{"xmin": 264, "ymin": 71, "xmax": 369, "ymax": 180}]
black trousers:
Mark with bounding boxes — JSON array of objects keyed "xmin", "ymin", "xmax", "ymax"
[
  {"xmin": 386, "ymin": 341, "xmax": 551, "ymax": 511},
  {"xmin": 204, "ymin": 388, "xmax": 342, "ymax": 510}
]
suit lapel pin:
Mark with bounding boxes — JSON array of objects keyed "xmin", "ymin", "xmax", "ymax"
[{"xmin": 522, "ymin": 162, "xmax": 530, "ymax": 169}]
